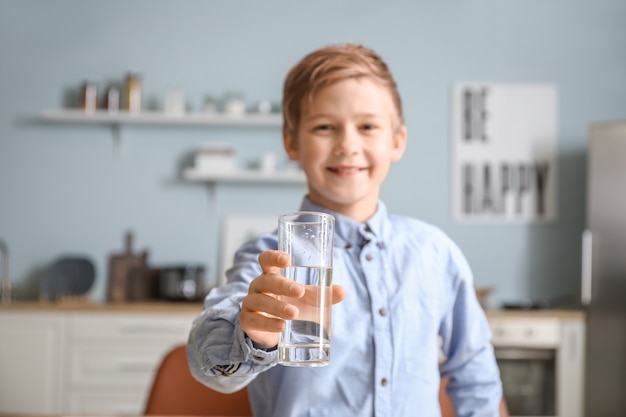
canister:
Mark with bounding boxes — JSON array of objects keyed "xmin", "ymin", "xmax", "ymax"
[{"xmin": 124, "ymin": 73, "xmax": 142, "ymax": 113}]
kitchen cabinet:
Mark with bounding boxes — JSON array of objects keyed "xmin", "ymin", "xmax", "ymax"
[
  {"xmin": 65, "ymin": 311, "xmax": 197, "ymax": 415},
  {"xmin": 0, "ymin": 304, "xmax": 200, "ymax": 416},
  {"xmin": 1, "ymin": 305, "xmax": 585, "ymax": 416},
  {"xmin": 0, "ymin": 311, "xmax": 67, "ymax": 414},
  {"xmin": 486, "ymin": 310, "xmax": 585, "ymax": 417}
]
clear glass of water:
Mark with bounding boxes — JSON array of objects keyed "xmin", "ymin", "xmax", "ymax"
[{"xmin": 277, "ymin": 211, "xmax": 335, "ymax": 367}]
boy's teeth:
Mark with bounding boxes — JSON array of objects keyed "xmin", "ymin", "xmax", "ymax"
[{"xmin": 335, "ymin": 167, "xmax": 358, "ymax": 173}]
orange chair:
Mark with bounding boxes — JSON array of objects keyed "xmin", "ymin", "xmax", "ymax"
[
  {"xmin": 439, "ymin": 377, "xmax": 510, "ymax": 417},
  {"xmin": 144, "ymin": 344, "xmax": 253, "ymax": 416},
  {"xmin": 145, "ymin": 344, "xmax": 506, "ymax": 416}
]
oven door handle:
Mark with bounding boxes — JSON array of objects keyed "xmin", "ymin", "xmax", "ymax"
[
  {"xmin": 495, "ymin": 348, "xmax": 555, "ymax": 361},
  {"xmin": 581, "ymin": 229, "xmax": 592, "ymax": 306}
]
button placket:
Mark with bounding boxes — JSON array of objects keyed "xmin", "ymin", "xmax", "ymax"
[{"xmin": 366, "ymin": 249, "xmax": 392, "ymax": 416}]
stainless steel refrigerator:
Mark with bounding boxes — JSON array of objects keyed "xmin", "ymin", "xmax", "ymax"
[{"xmin": 582, "ymin": 120, "xmax": 626, "ymax": 417}]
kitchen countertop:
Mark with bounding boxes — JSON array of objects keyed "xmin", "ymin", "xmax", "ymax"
[
  {"xmin": 0, "ymin": 415, "xmax": 246, "ymax": 417},
  {"xmin": 485, "ymin": 308, "xmax": 585, "ymax": 320},
  {"xmin": 0, "ymin": 301, "xmax": 204, "ymax": 312},
  {"xmin": 0, "ymin": 301, "xmax": 585, "ymax": 320}
]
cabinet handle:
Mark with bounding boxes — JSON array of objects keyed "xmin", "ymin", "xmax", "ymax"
[{"xmin": 581, "ymin": 229, "xmax": 593, "ymax": 306}]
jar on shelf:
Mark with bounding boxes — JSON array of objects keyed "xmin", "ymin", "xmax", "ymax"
[
  {"xmin": 124, "ymin": 73, "xmax": 142, "ymax": 113},
  {"xmin": 164, "ymin": 87, "xmax": 185, "ymax": 116},
  {"xmin": 202, "ymin": 94, "xmax": 217, "ymax": 113},
  {"xmin": 250, "ymin": 99, "xmax": 272, "ymax": 115},
  {"xmin": 104, "ymin": 86, "xmax": 120, "ymax": 113},
  {"xmin": 80, "ymin": 81, "xmax": 98, "ymax": 112},
  {"xmin": 221, "ymin": 91, "xmax": 245, "ymax": 116}
]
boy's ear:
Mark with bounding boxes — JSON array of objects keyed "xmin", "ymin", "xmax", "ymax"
[
  {"xmin": 390, "ymin": 125, "xmax": 407, "ymax": 162},
  {"xmin": 283, "ymin": 128, "xmax": 300, "ymax": 161}
]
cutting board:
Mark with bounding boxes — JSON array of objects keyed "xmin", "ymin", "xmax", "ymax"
[{"xmin": 107, "ymin": 231, "xmax": 148, "ymax": 302}]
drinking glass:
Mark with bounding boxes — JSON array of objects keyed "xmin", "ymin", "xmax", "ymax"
[{"xmin": 277, "ymin": 211, "xmax": 335, "ymax": 367}]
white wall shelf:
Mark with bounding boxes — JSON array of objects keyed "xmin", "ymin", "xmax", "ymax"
[
  {"xmin": 39, "ymin": 109, "xmax": 283, "ymax": 158},
  {"xmin": 39, "ymin": 109, "xmax": 282, "ymax": 127},
  {"xmin": 183, "ymin": 168, "xmax": 306, "ymax": 184}
]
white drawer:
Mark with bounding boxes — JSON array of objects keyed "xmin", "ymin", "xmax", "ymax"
[
  {"xmin": 68, "ymin": 312, "xmax": 196, "ymax": 343},
  {"xmin": 66, "ymin": 387, "xmax": 147, "ymax": 415},
  {"xmin": 488, "ymin": 317, "xmax": 561, "ymax": 348},
  {"xmin": 69, "ymin": 342, "xmax": 178, "ymax": 386}
]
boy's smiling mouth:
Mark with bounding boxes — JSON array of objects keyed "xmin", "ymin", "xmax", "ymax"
[{"xmin": 327, "ymin": 165, "xmax": 366, "ymax": 176}]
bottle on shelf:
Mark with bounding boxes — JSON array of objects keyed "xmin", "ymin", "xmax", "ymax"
[
  {"xmin": 104, "ymin": 86, "xmax": 120, "ymax": 113},
  {"xmin": 80, "ymin": 81, "xmax": 98, "ymax": 113},
  {"xmin": 124, "ymin": 72, "xmax": 142, "ymax": 113}
]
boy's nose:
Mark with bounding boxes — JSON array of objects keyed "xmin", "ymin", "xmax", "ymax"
[{"xmin": 334, "ymin": 127, "xmax": 360, "ymax": 156}]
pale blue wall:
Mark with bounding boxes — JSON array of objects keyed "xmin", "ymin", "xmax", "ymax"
[{"xmin": 1, "ymin": 0, "xmax": 625, "ymax": 305}]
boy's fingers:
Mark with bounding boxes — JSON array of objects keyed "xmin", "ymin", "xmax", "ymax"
[
  {"xmin": 249, "ymin": 272, "xmax": 304, "ymax": 298},
  {"xmin": 331, "ymin": 284, "xmax": 346, "ymax": 304},
  {"xmin": 295, "ymin": 284, "xmax": 346, "ymax": 307},
  {"xmin": 242, "ymin": 292, "xmax": 299, "ymax": 321},
  {"xmin": 241, "ymin": 312, "xmax": 285, "ymax": 333},
  {"xmin": 258, "ymin": 250, "xmax": 290, "ymax": 274}
]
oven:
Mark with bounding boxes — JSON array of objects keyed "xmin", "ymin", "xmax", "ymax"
[
  {"xmin": 495, "ymin": 347, "xmax": 556, "ymax": 415},
  {"xmin": 488, "ymin": 312, "xmax": 585, "ymax": 417}
]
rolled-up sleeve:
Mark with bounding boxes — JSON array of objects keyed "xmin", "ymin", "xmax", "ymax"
[{"xmin": 187, "ymin": 234, "xmax": 279, "ymax": 393}]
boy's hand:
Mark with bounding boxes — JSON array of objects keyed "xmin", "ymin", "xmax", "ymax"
[{"xmin": 240, "ymin": 250, "xmax": 346, "ymax": 350}]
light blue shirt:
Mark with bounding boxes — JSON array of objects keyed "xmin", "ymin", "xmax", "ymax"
[{"xmin": 188, "ymin": 197, "xmax": 502, "ymax": 417}]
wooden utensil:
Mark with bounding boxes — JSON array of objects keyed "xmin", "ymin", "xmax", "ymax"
[{"xmin": 107, "ymin": 231, "xmax": 148, "ymax": 302}]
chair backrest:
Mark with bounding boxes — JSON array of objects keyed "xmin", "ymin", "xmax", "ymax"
[
  {"xmin": 145, "ymin": 345, "xmax": 506, "ymax": 416},
  {"xmin": 144, "ymin": 344, "xmax": 253, "ymax": 416},
  {"xmin": 439, "ymin": 377, "xmax": 510, "ymax": 417}
]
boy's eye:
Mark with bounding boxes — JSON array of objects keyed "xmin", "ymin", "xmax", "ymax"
[
  {"xmin": 314, "ymin": 124, "xmax": 333, "ymax": 131},
  {"xmin": 361, "ymin": 124, "xmax": 377, "ymax": 131}
]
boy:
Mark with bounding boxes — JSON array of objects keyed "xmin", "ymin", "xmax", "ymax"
[{"xmin": 187, "ymin": 43, "xmax": 503, "ymax": 416}]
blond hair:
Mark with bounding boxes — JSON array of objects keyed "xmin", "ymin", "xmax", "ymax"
[{"xmin": 282, "ymin": 43, "xmax": 404, "ymax": 135}]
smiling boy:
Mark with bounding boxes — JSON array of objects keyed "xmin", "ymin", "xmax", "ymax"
[{"xmin": 188, "ymin": 43, "xmax": 503, "ymax": 417}]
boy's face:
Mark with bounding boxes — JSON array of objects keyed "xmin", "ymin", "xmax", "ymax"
[{"xmin": 284, "ymin": 77, "xmax": 406, "ymax": 222}]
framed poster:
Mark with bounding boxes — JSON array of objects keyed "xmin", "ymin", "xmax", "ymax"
[
  {"xmin": 451, "ymin": 83, "xmax": 558, "ymax": 223},
  {"xmin": 219, "ymin": 215, "xmax": 277, "ymax": 286}
]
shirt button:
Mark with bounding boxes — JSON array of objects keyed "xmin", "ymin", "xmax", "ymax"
[
  {"xmin": 381, "ymin": 378, "xmax": 388, "ymax": 387},
  {"xmin": 379, "ymin": 308, "xmax": 387, "ymax": 316},
  {"xmin": 365, "ymin": 254, "xmax": 373, "ymax": 261},
  {"xmin": 345, "ymin": 243, "xmax": 353, "ymax": 249}
]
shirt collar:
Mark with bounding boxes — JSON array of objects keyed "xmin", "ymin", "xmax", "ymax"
[{"xmin": 298, "ymin": 196, "xmax": 389, "ymax": 250}]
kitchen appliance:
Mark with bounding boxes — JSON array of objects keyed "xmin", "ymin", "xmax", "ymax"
[
  {"xmin": 489, "ymin": 313, "xmax": 585, "ymax": 417},
  {"xmin": 157, "ymin": 264, "xmax": 206, "ymax": 302},
  {"xmin": 0, "ymin": 239, "xmax": 11, "ymax": 304},
  {"xmin": 582, "ymin": 120, "xmax": 626, "ymax": 416},
  {"xmin": 497, "ymin": 348, "xmax": 555, "ymax": 415}
]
